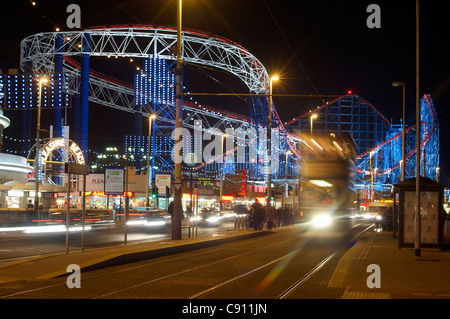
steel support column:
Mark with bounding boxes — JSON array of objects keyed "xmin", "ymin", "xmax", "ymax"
[
  {"xmin": 54, "ymin": 34, "xmax": 64, "ymax": 138},
  {"xmin": 80, "ymin": 33, "xmax": 91, "ymax": 160}
]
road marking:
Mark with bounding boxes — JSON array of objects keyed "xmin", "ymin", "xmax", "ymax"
[
  {"xmin": 354, "ymin": 232, "xmax": 376, "ymax": 261},
  {"xmin": 328, "ymin": 229, "xmax": 376, "ymax": 288},
  {"xmin": 343, "ymin": 291, "xmax": 390, "ymax": 299},
  {"xmin": 327, "ymin": 242, "xmax": 361, "ymax": 288}
]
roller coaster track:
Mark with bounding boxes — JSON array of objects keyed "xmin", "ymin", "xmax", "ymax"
[
  {"xmin": 356, "ymin": 94, "xmax": 438, "ymax": 177},
  {"xmin": 21, "ymin": 26, "xmax": 301, "ymax": 158},
  {"xmin": 20, "ymin": 26, "xmax": 438, "ymax": 180}
]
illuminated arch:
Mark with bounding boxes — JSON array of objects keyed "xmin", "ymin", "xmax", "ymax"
[{"xmin": 40, "ymin": 137, "xmax": 85, "ymax": 166}]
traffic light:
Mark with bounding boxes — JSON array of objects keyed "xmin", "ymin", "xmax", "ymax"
[{"xmin": 151, "ymin": 186, "xmax": 159, "ymax": 199}]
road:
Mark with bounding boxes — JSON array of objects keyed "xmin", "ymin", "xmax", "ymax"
[
  {"xmin": 0, "ymin": 219, "xmax": 374, "ymax": 299},
  {"xmin": 0, "ymin": 219, "xmax": 237, "ymax": 263}
]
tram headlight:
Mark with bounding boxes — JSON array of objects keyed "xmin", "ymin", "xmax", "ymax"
[{"xmin": 312, "ymin": 215, "xmax": 332, "ymax": 227}]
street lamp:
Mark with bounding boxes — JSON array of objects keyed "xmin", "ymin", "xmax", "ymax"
[
  {"xmin": 285, "ymin": 150, "xmax": 292, "ymax": 178},
  {"xmin": 392, "ymin": 81, "xmax": 406, "ymax": 181},
  {"xmin": 146, "ymin": 114, "xmax": 156, "ymax": 208},
  {"xmin": 220, "ymin": 133, "xmax": 226, "ymax": 211},
  {"xmin": 283, "ymin": 150, "xmax": 292, "ymax": 208},
  {"xmin": 369, "ymin": 151, "xmax": 375, "ymax": 202},
  {"xmin": 310, "ymin": 114, "xmax": 318, "ymax": 136},
  {"xmin": 173, "ymin": 0, "xmax": 184, "ymax": 240},
  {"xmin": 34, "ymin": 77, "xmax": 48, "ymax": 215},
  {"xmin": 414, "ymin": 0, "xmax": 421, "ymax": 257},
  {"xmin": 399, "ymin": 160, "xmax": 404, "ymax": 183},
  {"xmin": 372, "ymin": 167, "xmax": 378, "ymax": 201},
  {"xmin": 267, "ymin": 75, "xmax": 279, "ymax": 210}
]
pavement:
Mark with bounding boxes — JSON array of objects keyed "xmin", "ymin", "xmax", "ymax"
[
  {"xmin": 2, "ymin": 224, "xmax": 450, "ymax": 299},
  {"xmin": 328, "ymin": 229, "xmax": 450, "ymax": 299}
]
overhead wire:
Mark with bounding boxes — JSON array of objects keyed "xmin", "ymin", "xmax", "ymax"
[{"xmin": 262, "ymin": 0, "xmax": 324, "ymax": 104}]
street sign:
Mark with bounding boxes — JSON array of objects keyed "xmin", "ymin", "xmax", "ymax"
[
  {"xmin": 105, "ymin": 168, "xmax": 124, "ymax": 195},
  {"xmin": 127, "ymin": 166, "xmax": 136, "ymax": 183},
  {"xmin": 65, "ymin": 163, "xmax": 89, "ymax": 175},
  {"xmin": 155, "ymin": 174, "xmax": 172, "ymax": 194},
  {"xmin": 174, "ymin": 177, "xmax": 182, "ymax": 191}
]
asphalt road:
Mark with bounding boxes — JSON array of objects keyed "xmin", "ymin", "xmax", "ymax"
[
  {"xmin": 0, "ymin": 219, "xmax": 237, "ymax": 263},
  {"xmin": 0, "ymin": 220, "xmax": 373, "ymax": 300}
]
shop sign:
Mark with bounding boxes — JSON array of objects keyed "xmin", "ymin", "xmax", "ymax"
[
  {"xmin": 81, "ymin": 191, "xmax": 133, "ymax": 197},
  {"xmin": 86, "ymin": 174, "xmax": 104, "ymax": 192},
  {"xmin": 221, "ymin": 195, "xmax": 234, "ymax": 201}
]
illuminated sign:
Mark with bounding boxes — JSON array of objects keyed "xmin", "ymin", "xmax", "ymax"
[
  {"xmin": 81, "ymin": 191, "xmax": 133, "ymax": 197},
  {"xmin": 41, "ymin": 138, "xmax": 85, "ymax": 166},
  {"xmin": 221, "ymin": 195, "xmax": 234, "ymax": 201},
  {"xmin": 183, "ymin": 194, "xmax": 198, "ymax": 200}
]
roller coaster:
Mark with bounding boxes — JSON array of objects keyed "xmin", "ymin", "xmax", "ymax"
[
  {"xmin": 286, "ymin": 94, "xmax": 440, "ymax": 197},
  {"xmin": 1, "ymin": 25, "xmax": 439, "ymax": 195}
]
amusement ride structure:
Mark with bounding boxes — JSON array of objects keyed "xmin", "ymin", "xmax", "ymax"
[{"xmin": 0, "ymin": 25, "xmax": 440, "ymax": 198}]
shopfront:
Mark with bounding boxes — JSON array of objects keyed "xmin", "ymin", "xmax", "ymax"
[{"xmin": 75, "ymin": 173, "xmax": 160, "ymax": 210}]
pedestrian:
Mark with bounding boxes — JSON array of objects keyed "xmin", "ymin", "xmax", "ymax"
[
  {"xmin": 275, "ymin": 207, "xmax": 283, "ymax": 227},
  {"xmin": 186, "ymin": 205, "xmax": 193, "ymax": 218},
  {"xmin": 251, "ymin": 199, "xmax": 263, "ymax": 230},
  {"xmin": 382, "ymin": 206, "xmax": 393, "ymax": 231},
  {"xmin": 267, "ymin": 206, "xmax": 275, "ymax": 230},
  {"xmin": 168, "ymin": 201, "xmax": 174, "ymax": 218}
]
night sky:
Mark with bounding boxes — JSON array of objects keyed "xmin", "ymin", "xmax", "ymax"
[{"xmin": 0, "ymin": 1, "xmax": 448, "ymax": 183}]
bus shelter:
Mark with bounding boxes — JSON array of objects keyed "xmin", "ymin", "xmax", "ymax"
[{"xmin": 393, "ymin": 177, "xmax": 446, "ymax": 250}]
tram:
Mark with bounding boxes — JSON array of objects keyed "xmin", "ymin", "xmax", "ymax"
[{"xmin": 298, "ymin": 133, "xmax": 357, "ymax": 238}]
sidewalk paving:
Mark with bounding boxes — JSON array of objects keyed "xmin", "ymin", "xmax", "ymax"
[
  {"xmin": 0, "ymin": 228, "xmax": 269, "ymax": 285},
  {"xmin": 328, "ymin": 229, "xmax": 450, "ymax": 299}
]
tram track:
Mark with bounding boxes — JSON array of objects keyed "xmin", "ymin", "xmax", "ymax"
[
  {"xmin": 276, "ymin": 224, "xmax": 375, "ymax": 299},
  {"xmin": 0, "ymin": 229, "xmax": 295, "ymax": 299},
  {"xmin": 189, "ymin": 224, "xmax": 374, "ymax": 299},
  {"xmin": 91, "ymin": 232, "xmax": 300, "ymax": 299},
  {"xmin": 0, "ymin": 223, "xmax": 374, "ymax": 299}
]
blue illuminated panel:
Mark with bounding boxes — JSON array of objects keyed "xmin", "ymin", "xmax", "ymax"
[
  {"xmin": 135, "ymin": 57, "xmax": 175, "ymax": 108},
  {"xmin": 1, "ymin": 73, "xmax": 69, "ymax": 109}
]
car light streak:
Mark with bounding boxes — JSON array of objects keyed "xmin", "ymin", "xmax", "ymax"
[{"xmin": 23, "ymin": 225, "xmax": 92, "ymax": 234}]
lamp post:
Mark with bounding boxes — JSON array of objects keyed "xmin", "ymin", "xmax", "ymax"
[
  {"xmin": 220, "ymin": 133, "xmax": 226, "ymax": 211},
  {"xmin": 372, "ymin": 168, "xmax": 378, "ymax": 201},
  {"xmin": 146, "ymin": 114, "xmax": 156, "ymax": 208},
  {"xmin": 34, "ymin": 77, "xmax": 48, "ymax": 215},
  {"xmin": 173, "ymin": 0, "xmax": 183, "ymax": 240},
  {"xmin": 392, "ymin": 81, "xmax": 406, "ymax": 181},
  {"xmin": 283, "ymin": 150, "xmax": 291, "ymax": 208},
  {"xmin": 415, "ymin": 0, "xmax": 421, "ymax": 257},
  {"xmin": 310, "ymin": 114, "xmax": 318, "ymax": 136},
  {"xmin": 369, "ymin": 151, "xmax": 375, "ymax": 202},
  {"xmin": 267, "ymin": 75, "xmax": 279, "ymax": 211}
]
